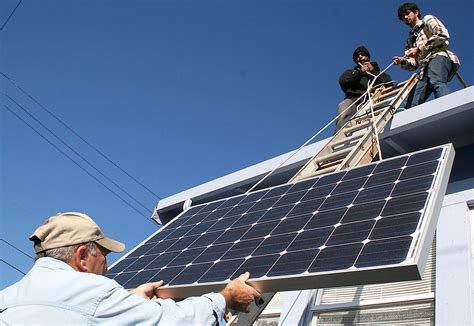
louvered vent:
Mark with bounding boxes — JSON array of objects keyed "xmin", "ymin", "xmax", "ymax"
[
  {"xmin": 315, "ymin": 302, "xmax": 434, "ymax": 325},
  {"xmin": 319, "ymin": 238, "xmax": 436, "ymax": 305}
]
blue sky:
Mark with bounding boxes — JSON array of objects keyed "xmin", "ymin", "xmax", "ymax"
[{"xmin": 1, "ymin": 0, "xmax": 472, "ymax": 288}]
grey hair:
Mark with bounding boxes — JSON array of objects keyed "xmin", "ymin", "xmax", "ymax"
[{"xmin": 35, "ymin": 242, "xmax": 98, "ymax": 262}]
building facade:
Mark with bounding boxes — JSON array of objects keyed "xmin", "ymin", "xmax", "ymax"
[{"xmin": 153, "ymin": 87, "xmax": 474, "ymax": 325}]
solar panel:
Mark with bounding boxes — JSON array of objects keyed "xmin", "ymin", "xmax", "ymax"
[{"xmin": 107, "ymin": 144, "xmax": 454, "ymax": 298}]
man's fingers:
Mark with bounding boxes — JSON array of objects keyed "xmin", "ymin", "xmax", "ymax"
[
  {"xmin": 130, "ymin": 280, "xmax": 165, "ymax": 300},
  {"xmin": 151, "ymin": 280, "xmax": 164, "ymax": 297},
  {"xmin": 392, "ymin": 56, "xmax": 403, "ymax": 65},
  {"xmin": 238, "ymin": 272, "xmax": 260, "ymax": 299},
  {"xmin": 221, "ymin": 272, "xmax": 263, "ymax": 313},
  {"xmin": 152, "ymin": 280, "xmax": 164, "ymax": 287},
  {"xmin": 237, "ymin": 272, "xmax": 250, "ymax": 282},
  {"xmin": 252, "ymin": 288, "xmax": 261, "ymax": 300},
  {"xmin": 240, "ymin": 272, "xmax": 261, "ymax": 302}
]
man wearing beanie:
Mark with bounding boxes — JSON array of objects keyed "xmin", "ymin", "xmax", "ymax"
[
  {"xmin": 0, "ymin": 212, "xmax": 260, "ymax": 325},
  {"xmin": 336, "ymin": 46, "xmax": 393, "ymax": 132}
]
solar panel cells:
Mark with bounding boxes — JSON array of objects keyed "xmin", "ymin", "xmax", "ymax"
[{"xmin": 106, "ymin": 145, "xmax": 453, "ymax": 297}]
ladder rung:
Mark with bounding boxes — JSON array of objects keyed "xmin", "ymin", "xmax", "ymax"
[
  {"xmin": 354, "ymin": 105, "xmax": 383, "ymax": 118},
  {"xmin": 370, "ymin": 104, "xmax": 391, "ymax": 113},
  {"xmin": 314, "ymin": 147, "xmax": 353, "ymax": 164},
  {"xmin": 331, "ymin": 133, "xmax": 364, "ymax": 149},
  {"xmin": 356, "ymin": 108, "xmax": 385, "ymax": 122},
  {"xmin": 393, "ymin": 79, "xmax": 409, "ymax": 88},
  {"xmin": 318, "ymin": 158, "xmax": 343, "ymax": 169},
  {"xmin": 311, "ymin": 165, "xmax": 339, "ymax": 177},
  {"xmin": 397, "ymin": 79, "xmax": 409, "ymax": 85},
  {"xmin": 372, "ymin": 98, "xmax": 392, "ymax": 109},
  {"xmin": 379, "ymin": 80, "xmax": 407, "ymax": 94},
  {"xmin": 344, "ymin": 120, "xmax": 371, "ymax": 136},
  {"xmin": 378, "ymin": 88, "xmax": 402, "ymax": 100}
]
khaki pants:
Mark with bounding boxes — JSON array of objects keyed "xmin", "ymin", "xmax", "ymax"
[{"xmin": 335, "ymin": 97, "xmax": 362, "ymax": 132}]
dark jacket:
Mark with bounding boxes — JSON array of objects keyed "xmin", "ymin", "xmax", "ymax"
[{"xmin": 339, "ymin": 62, "xmax": 392, "ymax": 99}]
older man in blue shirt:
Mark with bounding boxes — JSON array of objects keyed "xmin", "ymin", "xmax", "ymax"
[{"xmin": 0, "ymin": 212, "xmax": 260, "ymax": 325}]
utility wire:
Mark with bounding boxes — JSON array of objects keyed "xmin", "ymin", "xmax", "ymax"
[
  {"xmin": 3, "ymin": 104, "xmax": 157, "ymax": 226},
  {"xmin": 0, "ymin": 71, "xmax": 161, "ymax": 200},
  {"xmin": 5, "ymin": 93, "xmax": 152, "ymax": 215},
  {"xmin": 0, "ymin": 0, "xmax": 22, "ymax": 31},
  {"xmin": 0, "ymin": 238, "xmax": 34, "ymax": 260},
  {"xmin": 0, "ymin": 259, "xmax": 26, "ymax": 275}
]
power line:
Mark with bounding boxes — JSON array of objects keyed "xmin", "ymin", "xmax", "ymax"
[
  {"xmin": 0, "ymin": 259, "xmax": 26, "ymax": 275},
  {"xmin": 5, "ymin": 93, "xmax": 152, "ymax": 215},
  {"xmin": 0, "ymin": 238, "xmax": 34, "ymax": 260},
  {"xmin": 0, "ymin": 71, "xmax": 162, "ymax": 200},
  {"xmin": 3, "ymin": 104, "xmax": 157, "ymax": 226},
  {"xmin": 0, "ymin": 0, "xmax": 22, "ymax": 31},
  {"xmin": 4, "ymin": 103, "xmax": 154, "ymax": 224}
]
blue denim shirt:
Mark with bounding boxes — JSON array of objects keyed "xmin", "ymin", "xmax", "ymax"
[{"xmin": 0, "ymin": 258, "xmax": 226, "ymax": 325}]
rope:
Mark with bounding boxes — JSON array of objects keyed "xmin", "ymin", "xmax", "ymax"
[
  {"xmin": 364, "ymin": 61, "xmax": 396, "ymax": 161},
  {"xmin": 245, "ymin": 89, "xmax": 370, "ymax": 194},
  {"xmin": 365, "ymin": 89, "xmax": 382, "ymax": 160},
  {"xmin": 246, "ymin": 61, "xmax": 397, "ymax": 193}
]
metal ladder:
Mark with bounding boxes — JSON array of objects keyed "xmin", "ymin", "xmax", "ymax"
[
  {"xmin": 291, "ymin": 73, "xmax": 418, "ymax": 183},
  {"xmin": 230, "ymin": 74, "xmax": 418, "ymax": 326}
]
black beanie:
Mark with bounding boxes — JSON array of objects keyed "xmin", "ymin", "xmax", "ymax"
[{"xmin": 353, "ymin": 46, "xmax": 371, "ymax": 63}]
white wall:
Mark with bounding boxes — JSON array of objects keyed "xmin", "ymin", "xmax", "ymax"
[{"xmin": 436, "ymin": 188, "xmax": 474, "ymax": 325}]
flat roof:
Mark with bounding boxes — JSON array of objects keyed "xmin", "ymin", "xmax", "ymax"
[{"xmin": 153, "ymin": 86, "xmax": 474, "ymax": 224}]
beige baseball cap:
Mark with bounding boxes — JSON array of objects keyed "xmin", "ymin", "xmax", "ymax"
[{"xmin": 30, "ymin": 212, "xmax": 125, "ymax": 254}]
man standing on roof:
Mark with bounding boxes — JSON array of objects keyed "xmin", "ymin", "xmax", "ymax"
[
  {"xmin": 336, "ymin": 46, "xmax": 393, "ymax": 132},
  {"xmin": 0, "ymin": 212, "xmax": 260, "ymax": 325},
  {"xmin": 392, "ymin": 2, "xmax": 460, "ymax": 109}
]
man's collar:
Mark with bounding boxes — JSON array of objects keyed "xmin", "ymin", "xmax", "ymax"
[
  {"xmin": 412, "ymin": 19, "xmax": 423, "ymax": 30},
  {"xmin": 35, "ymin": 257, "xmax": 76, "ymax": 271}
]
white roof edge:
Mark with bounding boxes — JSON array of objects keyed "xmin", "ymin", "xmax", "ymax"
[
  {"xmin": 157, "ymin": 138, "xmax": 329, "ymax": 210},
  {"xmin": 387, "ymin": 86, "xmax": 474, "ymax": 130},
  {"xmin": 157, "ymin": 86, "xmax": 474, "ymax": 211}
]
